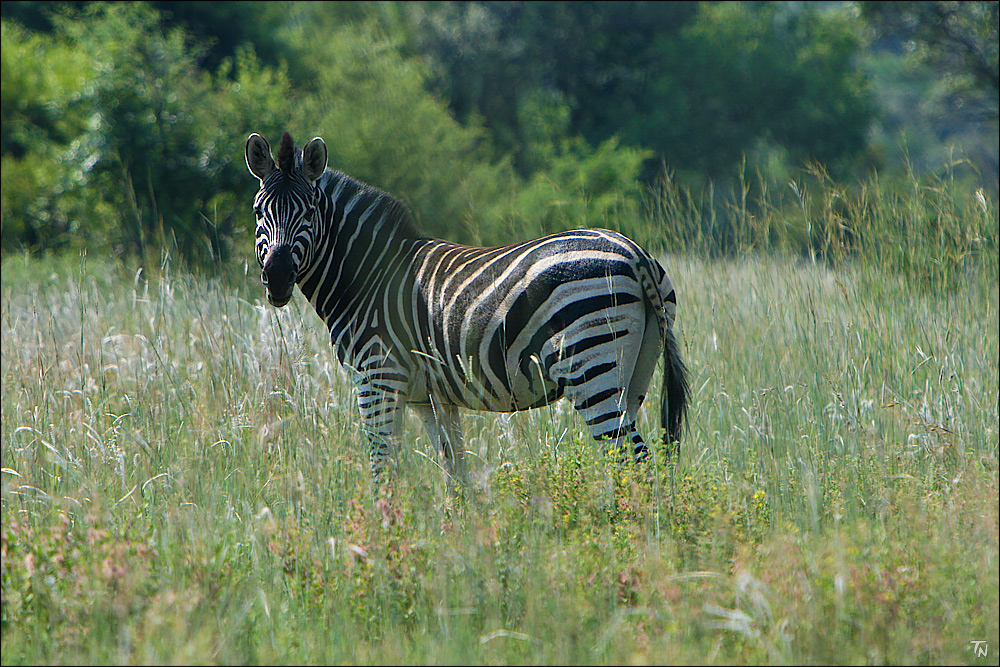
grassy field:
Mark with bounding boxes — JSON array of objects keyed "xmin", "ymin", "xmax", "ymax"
[{"xmin": 1, "ymin": 242, "xmax": 998, "ymax": 664}]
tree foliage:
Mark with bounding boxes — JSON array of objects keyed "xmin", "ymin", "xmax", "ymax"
[
  {"xmin": 402, "ymin": 1, "xmax": 876, "ymax": 183},
  {"xmin": 2, "ymin": 3, "xmax": 297, "ymax": 264},
  {"xmin": 1, "ymin": 17, "xmax": 98, "ymax": 252},
  {"xmin": 0, "ymin": 1, "xmax": 995, "ymax": 266},
  {"xmin": 1, "ymin": 1, "xmax": 651, "ymax": 260},
  {"xmin": 860, "ymin": 1, "xmax": 998, "ymax": 186},
  {"xmin": 862, "ymin": 1, "xmax": 998, "ymax": 120}
]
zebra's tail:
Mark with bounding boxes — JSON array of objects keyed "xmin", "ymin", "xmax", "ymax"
[{"xmin": 661, "ymin": 326, "xmax": 689, "ymax": 456}]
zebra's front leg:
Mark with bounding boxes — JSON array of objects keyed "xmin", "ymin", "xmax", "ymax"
[
  {"xmin": 354, "ymin": 366, "xmax": 410, "ymax": 488},
  {"xmin": 413, "ymin": 399, "xmax": 468, "ymax": 490}
]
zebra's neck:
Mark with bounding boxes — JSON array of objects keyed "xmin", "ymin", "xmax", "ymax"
[{"xmin": 296, "ymin": 170, "xmax": 425, "ymax": 348}]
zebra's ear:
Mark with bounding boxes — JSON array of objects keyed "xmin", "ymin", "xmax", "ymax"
[
  {"xmin": 246, "ymin": 133, "xmax": 275, "ymax": 182},
  {"xmin": 302, "ymin": 137, "xmax": 328, "ymax": 183}
]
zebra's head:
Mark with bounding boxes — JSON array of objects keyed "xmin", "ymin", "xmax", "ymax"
[{"xmin": 245, "ymin": 131, "xmax": 328, "ymax": 307}]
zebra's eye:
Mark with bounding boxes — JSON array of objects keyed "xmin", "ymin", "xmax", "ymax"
[{"xmin": 254, "ymin": 207, "xmax": 264, "ymax": 219}]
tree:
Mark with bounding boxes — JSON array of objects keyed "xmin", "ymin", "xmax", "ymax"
[
  {"xmin": 1, "ymin": 18, "xmax": 97, "ymax": 251},
  {"xmin": 862, "ymin": 1, "xmax": 998, "ymax": 121},
  {"xmin": 401, "ymin": 1, "xmax": 695, "ymax": 177},
  {"xmin": 649, "ymin": 2, "xmax": 875, "ymax": 181},
  {"xmin": 149, "ymin": 1, "xmax": 293, "ymax": 73},
  {"xmin": 401, "ymin": 1, "xmax": 876, "ymax": 184},
  {"xmin": 861, "ymin": 1, "xmax": 999, "ymax": 187},
  {"xmin": 1, "ymin": 3, "xmax": 297, "ymax": 263}
]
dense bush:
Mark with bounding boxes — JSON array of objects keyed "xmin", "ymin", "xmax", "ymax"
[
  {"xmin": 1, "ymin": 5, "xmax": 295, "ymax": 265},
  {"xmin": 1, "ymin": 2, "xmax": 649, "ymax": 265},
  {"xmin": 1, "ymin": 19, "xmax": 97, "ymax": 253}
]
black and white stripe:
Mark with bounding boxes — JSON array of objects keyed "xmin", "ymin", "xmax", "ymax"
[{"xmin": 246, "ymin": 132, "xmax": 689, "ymax": 483}]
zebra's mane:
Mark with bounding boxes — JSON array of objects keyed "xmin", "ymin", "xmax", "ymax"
[
  {"xmin": 277, "ymin": 131, "xmax": 298, "ymax": 176},
  {"xmin": 277, "ymin": 131, "xmax": 423, "ymax": 240},
  {"xmin": 320, "ymin": 169, "xmax": 423, "ymax": 241}
]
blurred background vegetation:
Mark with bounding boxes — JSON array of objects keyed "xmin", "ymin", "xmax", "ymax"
[{"xmin": 1, "ymin": 0, "xmax": 997, "ymax": 274}]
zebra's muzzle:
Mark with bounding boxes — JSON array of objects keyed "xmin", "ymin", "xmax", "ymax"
[{"xmin": 261, "ymin": 245, "xmax": 296, "ymax": 307}]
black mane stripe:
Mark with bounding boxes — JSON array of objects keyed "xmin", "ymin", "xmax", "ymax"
[
  {"xmin": 278, "ymin": 131, "xmax": 296, "ymax": 175},
  {"xmin": 324, "ymin": 170, "xmax": 423, "ymax": 241},
  {"xmin": 270, "ymin": 131, "xmax": 420, "ymax": 240}
]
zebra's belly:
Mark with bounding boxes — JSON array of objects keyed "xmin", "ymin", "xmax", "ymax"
[
  {"xmin": 407, "ymin": 313, "xmax": 643, "ymax": 413},
  {"xmin": 407, "ymin": 354, "xmax": 564, "ymax": 412}
]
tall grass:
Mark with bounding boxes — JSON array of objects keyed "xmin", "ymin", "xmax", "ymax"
[
  {"xmin": 642, "ymin": 158, "xmax": 998, "ymax": 295},
  {"xmin": 1, "ymin": 171, "xmax": 998, "ymax": 664}
]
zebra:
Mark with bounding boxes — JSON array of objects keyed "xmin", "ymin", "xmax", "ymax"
[{"xmin": 245, "ymin": 131, "xmax": 688, "ymax": 485}]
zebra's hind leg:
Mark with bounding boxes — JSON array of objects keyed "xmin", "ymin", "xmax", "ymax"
[
  {"xmin": 560, "ymin": 378, "xmax": 649, "ymax": 464},
  {"xmin": 556, "ymin": 358, "xmax": 650, "ymax": 465},
  {"xmin": 625, "ymin": 311, "xmax": 664, "ymax": 460},
  {"xmin": 598, "ymin": 421, "xmax": 650, "ymax": 464}
]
